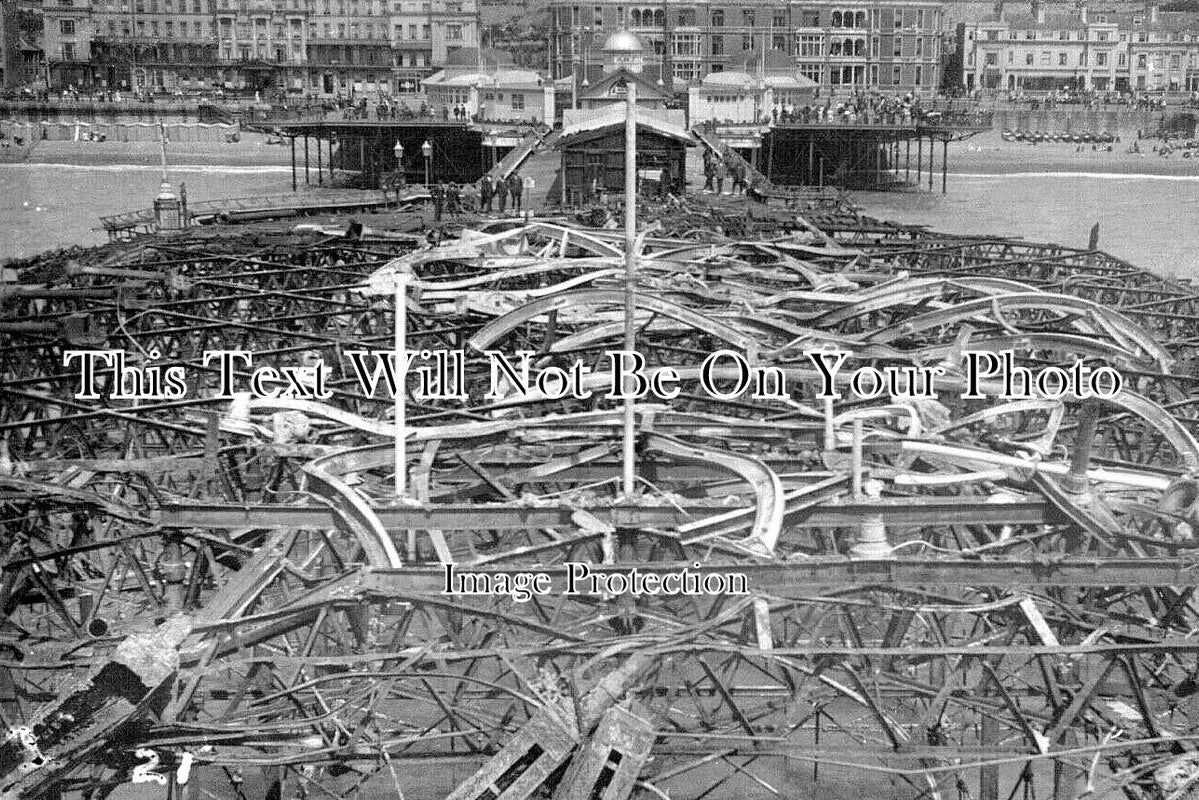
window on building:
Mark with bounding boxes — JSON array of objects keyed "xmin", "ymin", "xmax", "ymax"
[
  {"xmin": 985, "ymin": 51, "xmax": 997, "ymax": 65},
  {"xmin": 986, "ymin": 29, "xmax": 997, "ymax": 40},
  {"xmin": 915, "ymin": 36, "xmax": 923, "ymax": 56},
  {"xmin": 893, "ymin": 10, "xmax": 902, "ymax": 28},
  {"xmin": 798, "ymin": 34, "xmax": 821, "ymax": 57},
  {"xmin": 1137, "ymin": 53, "xmax": 1146, "ymax": 68},
  {"xmin": 1059, "ymin": 30, "xmax": 1068, "ymax": 40},
  {"xmin": 1096, "ymin": 51, "xmax": 1107, "ymax": 66},
  {"xmin": 1171, "ymin": 53, "xmax": 1181, "ymax": 69},
  {"xmin": 893, "ymin": 37, "xmax": 902, "ymax": 56},
  {"xmin": 741, "ymin": 9, "xmax": 753, "ymax": 25},
  {"xmin": 1058, "ymin": 51, "xmax": 1067, "ymax": 65},
  {"xmin": 1118, "ymin": 52, "xmax": 1126, "ymax": 65},
  {"xmin": 60, "ymin": 19, "xmax": 76, "ymax": 34},
  {"xmin": 711, "ymin": 34, "xmax": 723, "ymax": 55},
  {"xmin": 710, "ymin": 9, "xmax": 723, "ymax": 26},
  {"xmin": 1007, "ymin": 50, "xmax": 1012, "ymax": 63},
  {"xmin": 893, "ymin": 63, "xmax": 901, "ymax": 83},
  {"xmin": 1026, "ymin": 52, "xmax": 1033, "ymax": 64},
  {"xmin": 61, "ymin": 42, "xmax": 76, "ymax": 58},
  {"xmin": 871, "ymin": 36, "xmax": 878, "ymax": 56},
  {"xmin": 773, "ymin": 33, "xmax": 786, "ymax": 50},
  {"xmin": 422, "ymin": 24, "xmax": 430, "ymax": 38},
  {"xmin": 773, "ymin": 10, "xmax": 785, "ymax": 27},
  {"xmin": 916, "ymin": 9, "xmax": 924, "ymax": 27},
  {"xmin": 511, "ymin": 93, "xmax": 524, "ymax": 109},
  {"xmin": 1040, "ymin": 51, "xmax": 1050, "ymax": 64},
  {"xmin": 447, "ymin": 23, "xmax": 462, "ymax": 39},
  {"xmin": 741, "ymin": 34, "xmax": 751, "ymax": 50},
  {"xmin": 915, "ymin": 64, "xmax": 922, "ymax": 84}
]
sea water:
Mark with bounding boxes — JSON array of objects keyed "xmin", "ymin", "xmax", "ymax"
[
  {"xmin": 3, "ymin": 164, "xmax": 1197, "ymax": 280},
  {"xmin": 0, "ymin": 162, "xmax": 294, "ymax": 259},
  {"xmin": 856, "ymin": 172, "xmax": 1199, "ymax": 278}
]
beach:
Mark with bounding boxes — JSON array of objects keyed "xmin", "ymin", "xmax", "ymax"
[
  {"xmin": 947, "ymin": 129, "xmax": 1199, "ymax": 177},
  {"xmin": 16, "ymin": 132, "xmax": 297, "ymax": 168}
]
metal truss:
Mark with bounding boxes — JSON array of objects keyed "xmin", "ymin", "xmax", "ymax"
[{"xmin": 3, "ymin": 214, "xmax": 1199, "ymax": 800}]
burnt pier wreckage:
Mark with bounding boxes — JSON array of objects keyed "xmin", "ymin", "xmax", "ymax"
[{"xmin": 4, "ymin": 195, "xmax": 1199, "ymax": 800}]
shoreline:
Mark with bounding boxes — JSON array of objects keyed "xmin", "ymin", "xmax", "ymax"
[{"xmin": 5, "ymin": 129, "xmax": 1199, "ymax": 178}]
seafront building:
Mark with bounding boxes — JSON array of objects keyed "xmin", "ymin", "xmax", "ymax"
[
  {"xmin": 28, "ymin": 0, "xmax": 479, "ymax": 93},
  {"xmin": 422, "ymin": 45, "xmax": 555, "ymax": 122},
  {"xmin": 547, "ymin": 0, "xmax": 948, "ymax": 93},
  {"xmin": 962, "ymin": 0, "xmax": 1199, "ymax": 92}
]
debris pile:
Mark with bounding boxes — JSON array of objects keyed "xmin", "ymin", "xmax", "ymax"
[{"xmin": 2, "ymin": 215, "xmax": 1199, "ymax": 799}]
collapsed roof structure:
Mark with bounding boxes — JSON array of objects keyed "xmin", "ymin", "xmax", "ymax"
[{"xmin": 2, "ymin": 208, "xmax": 1199, "ymax": 800}]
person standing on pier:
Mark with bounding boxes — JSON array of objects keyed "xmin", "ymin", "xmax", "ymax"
[
  {"xmin": 480, "ymin": 175, "xmax": 494, "ymax": 213},
  {"xmin": 496, "ymin": 175, "xmax": 509, "ymax": 212},
  {"xmin": 714, "ymin": 160, "xmax": 728, "ymax": 195},
  {"xmin": 509, "ymin": 172, "xmax": 523, "ymax": 213}
]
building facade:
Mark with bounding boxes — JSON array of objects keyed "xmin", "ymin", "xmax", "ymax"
[
  {"xmin": 31, "ymin": 0, "xmax": 479, "ymax": 93},
  {"xmin": 548, "ymin": 0, "xmax": 945, "ymax": 93},
  {"xmin": 963, "ymin": 1, "xmax": 1199, "ymax": 92},
  {"xmin": 422, "ymin": 46, "xmax": 554, "ymax": 123}
]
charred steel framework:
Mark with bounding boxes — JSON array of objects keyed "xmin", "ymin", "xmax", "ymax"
[{"xmin": 3, "ymin": 208, "xmax": 1199, "ymax": 800}]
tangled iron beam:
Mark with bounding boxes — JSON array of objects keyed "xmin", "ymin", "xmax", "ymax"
[{"xmin": 3, "ymin": 214, "xmax": 1199, "ymax": 800}]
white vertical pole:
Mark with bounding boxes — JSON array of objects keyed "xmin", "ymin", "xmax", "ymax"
[
  {"xmin": 394, "ymin": 271, "xmax": 408, "ymax": 498},
  {"xmin": 622, "ymin": 81, "xmax": 637, "ymax": 498}
]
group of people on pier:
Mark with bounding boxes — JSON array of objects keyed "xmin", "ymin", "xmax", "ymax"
[
  {"xmin": 701, "ymin": 149, "xmax": 751, "ymax": 196},
  {"xmin": 429, "ymin": 171, "xmax": 525, "ymax": 220}
]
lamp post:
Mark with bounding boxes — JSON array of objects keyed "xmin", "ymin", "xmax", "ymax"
[
  {"xmin": 621, "ymin": 80, "xmax": 637, "ymax": 498},
  {"xmin": 394, "ymin": 270, "xmax": 409, "ymax": 499},
  {"xmin": 392, "ymin": 139, "xmax": 404, "ymax": 182},
  {"xmin": 488, "ymin": 131, "xmax": 498, "ymax": 169},
  {"xmin": 422, "ymin": 138, "xmax": 433, "ymax": 186}
]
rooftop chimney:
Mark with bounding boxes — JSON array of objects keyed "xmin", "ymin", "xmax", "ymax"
[
  {"xmin": 1032, "ymin": 0, "xmax": 1046, "ymax": 23},
  {"xmin": 994, "ymin": 0, "xmax": 1005, "ymax": 20},
  {"xmin": 1149, "ymin": 1, "xmax": 1159, "ymax": 23},
  {"xmin": 1078, "ymin": 0, "xmax": 1088, "ymax": 24}
]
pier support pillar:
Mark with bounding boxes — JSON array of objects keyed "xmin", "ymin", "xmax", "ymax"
[
  {"xmin": 928, "ymin": 136, "xmax": 934, "ymax": 191},
  {"xmin": 317, "ymin": 137, "xmax": 323, "ymax": 185},
  {"xmin": 290, "ymin": 136, "xmax": 297, "ymax": 192},
  {"xmin": 916, "ymin": 135, "xmax": 922, "ymax": 184},
  {"xmin": 941, "ymin": 137, "xmax": 948, "ymax": 194},
  {"xmin": 905, "ymin": 137, "xmax": 910, "ymax": 181},
  {"xmin": 304, "ymin": 135, "xmax": 310, "ymax": 186}
]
